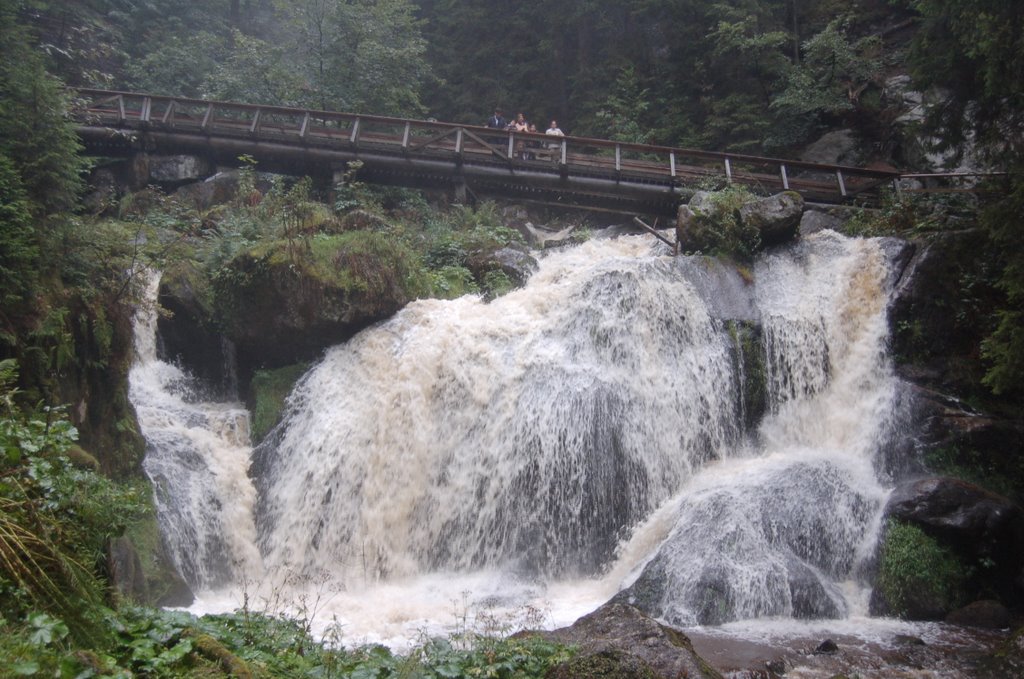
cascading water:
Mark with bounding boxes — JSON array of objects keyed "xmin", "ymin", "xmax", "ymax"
[
  {"xmin": 130, "ymin": 274, "xmax": 262, "ymax": 589},
  {"xmin": 130, "ymin": 228, "xmax": 905, "ymax": 647}
]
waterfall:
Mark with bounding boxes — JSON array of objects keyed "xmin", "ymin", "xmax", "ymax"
[
  {"xmin": 130, "ymin": 273, "xmax": 262, "ymax": 589},
  {"xmin": 130, "ymin": 228, "xmax": 901, "ymax": 644}
]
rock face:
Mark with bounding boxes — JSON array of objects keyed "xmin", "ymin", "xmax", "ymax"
[
  {"xmin": 886, "ymin": 477, "xmax": 1023, "ymax": 553},
  {"xmin": 531, "ymin": 603, "xmax": 723, "ymax": 679},
  {"xmin": 214, "ymin": 249, "xmax": 415, "ymax": 379},
  {"xmin": 883, "ymin": 476, "xmax": 1024, "ymax": 611}
]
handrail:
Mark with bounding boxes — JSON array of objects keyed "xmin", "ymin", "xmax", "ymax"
[{"xmin": 72, "ymin": 88, "xmax": 1000, "ymax": 209}]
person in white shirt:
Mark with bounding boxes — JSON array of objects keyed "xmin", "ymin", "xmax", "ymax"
[{"xmin": 545, "ymin": 120, "xmax": 564, "ymax": 136}]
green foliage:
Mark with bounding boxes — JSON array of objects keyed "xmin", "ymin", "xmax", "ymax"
[
  {"xmin": 0, "ymin": 361, "xmax": 146, "ymax": 647},
  {"xmin": 250, "ymin": 363, "xmax": 309, "ymax": 443},
  {"xmin": 878, "ymin": 520, "xmax": 968, "ymax": 618},
  {"xmin": 0, "ymin": 1, "xmax": 85, "ymax": 215},
  {"xmin": 592, "ymin": 65, "xmax": 654, "ymax": 145},
  {"xmin": 770, "ymin": 17, "xmax": 884, "ymax": 147},
  {"xmin": 0, "ymin": 154, "xmax": 38, "ymax": 308},
  {"xmin": 126, "ymin": 30, "xmax": 227, "ymax": 98}
]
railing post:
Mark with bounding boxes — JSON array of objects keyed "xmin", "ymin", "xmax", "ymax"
[
  {"xmin": 615, "ymin": 144, "xmax": 621, "ymax": 172},
  {"xmin": 507, "ymin": 134, "xmax": 515, "ymax": 160},
  {"xmin": 249, "ymin": 108, "xmax": 262, "ymax": 134},
  {"xmin": 201, "ymin": 103, "xmax": 213, "ymax": 131},
  {"xmin": 724, "ymin": 157, "xmax": 732, "ymax": 182},
  {"xmin": 349, "ymin": 118, "xmax": 361, "ymax": 144},
  {"xmin": 117, "ymin": 95, "xmax": 126, "ymax": 123},
  {"xmin": 560, "ymin": 139, "xmax": 567, "ymax": 166},
  {"xmin": 161, "ymin": 100, "xmax": 176, "ymax": 125},
  {"xmin": 455, "ymin": 128, "xmax": 464, "ymax": 156},
  {"xmin": 299, "ymin": 112, "xmax": 310, "ymax": 139},
  {"xmin": 401, "ymin": 121, "xmax": 411, "ymax": 149},
  {"xmin": 780, "ymin": 164, "xmax": 789, "ymax": 190},
  {"xmin": 836, "ymin": 169, "xmax": 847, "ymax": 197},
  {"xmin": 670, "ymin": 152, "xmax": 677, "ymax": 178},
  {"xmin": 140, "ymin": 97, "xmax": 151, "ymax": 123}
]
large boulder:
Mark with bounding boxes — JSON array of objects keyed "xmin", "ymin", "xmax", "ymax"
[
  {"xmin": 886, "ymin": 477, "xmax": 1023, "ymax": 554},
  {"xmin": 736, "ymin": 191, "xmax": 804, "ymax": 246},
  {"xmin": 530, "ymin": 602, "xmax": 722, "ymax": 679},
  {"xmin": 677, "ymin": 190, "xmax": 803, "ymax": 256},
  {"xmin": 884, "ymin": 477, "xmax": 1024, "ymax": 610}
]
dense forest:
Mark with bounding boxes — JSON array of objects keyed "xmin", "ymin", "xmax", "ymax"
[{"xmin": 1, "ymin": 0, "xmax": 1023, "ymax": 675}]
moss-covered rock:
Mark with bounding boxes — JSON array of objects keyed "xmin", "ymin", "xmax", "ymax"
[
  {"xmin": 211, "ymin": 232, "xmax": 430, "ymax": 378},
  {"xmin": 873, "ymin": 520, "xmax": 968, "ymax": 619}
]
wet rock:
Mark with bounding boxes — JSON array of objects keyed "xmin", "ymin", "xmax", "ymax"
[
  {"xmin": 531, "ymin": 602, "xmax": 723, "ymax": 679},
  {"xmin": 158, "ymin": 265, "xmax": 236, "ymax": 399},
  {"xmin": 813, "ymin": 639, "xmax": 838, "ymax": 655},
  {"xmin": 946, "ymin": 600, "xmax": 1012, "ymax": 629},
  {"xmin": 886, "ymin": 477, "xmax": 1023, "ymax": 551},
  {"xmin": 467, "ymin": 246, "xmax": 538, "ymax": 287},
  {"xmin": 894, "ymin": 634, "xmax": 926, "ymax": 646}
]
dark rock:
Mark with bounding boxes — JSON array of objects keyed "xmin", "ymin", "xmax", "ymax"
[
  {"xmin": 886, "ymin": 477, "xmax": 1023, "ymax": 550},
  {"xmin": 532, "ymin": 602, "xmax": 723, "ymax": 679},
  {"xmin": 888, "ymin": 229, "xmax": 998, "ymax": 397},
  {"xmin": 945, "ymin": 600, "xmax": 1012, "ymax": 629},
  {"xmin": 884, "ymin": 476, "xmax": 1024, "ymax": 611},
  {"xmin": 813, "ymin": 639, "xmax": 838, "ymax": 655},
  {"xmin": 894, "ymin": 634, "xmax": 926, "ymax": 646},
  {"xmin": 158, "ymin": 266, "xmax": 236, "ymax": 399},
  {"xmin": 107, "ymin": 536, "xmax": 147, "ymax": 602},
  {"xmin": 765, "ymin": 658, "xmax": 786, "ymax": 675},
  {"xmin": 737, "ymin": 191, "xmax": 804, "ymax": 246}
]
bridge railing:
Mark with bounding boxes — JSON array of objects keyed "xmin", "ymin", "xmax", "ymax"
[{"xmin": 73, "ymin": 88, "xmax": 908, "ymax": 205}]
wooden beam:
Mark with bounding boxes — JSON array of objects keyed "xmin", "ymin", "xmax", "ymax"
[{"xmin": 633, "ymin": 216, "xmax": 675, "ymax": 249}]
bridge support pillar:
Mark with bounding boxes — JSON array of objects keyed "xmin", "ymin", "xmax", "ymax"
[{"xmin": 453, "ymin": 178, "xmax": 468, "ymax": 204}]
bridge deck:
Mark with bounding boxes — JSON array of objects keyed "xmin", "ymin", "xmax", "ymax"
[{"xmin": 71, "ymin": 89, "xmax": 973, "ymax": 216}]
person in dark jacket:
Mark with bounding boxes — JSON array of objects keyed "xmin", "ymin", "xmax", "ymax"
[{"xmin": 486, "ymin": 108, "xmax": 506, "ymax": 129}]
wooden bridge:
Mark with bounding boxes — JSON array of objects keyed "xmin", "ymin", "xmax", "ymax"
[{"xmin": 71, "ymin": 89, "xmax": 974, "ymax": 217}]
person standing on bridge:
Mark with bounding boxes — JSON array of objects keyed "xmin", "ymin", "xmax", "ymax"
[
  {"xmin": 545, "ymin": 120, "xmax": 564, "ymax": 137},
  {"xmin": 486, "ymin": 108, "xmax": 506, "ymax": 129}
]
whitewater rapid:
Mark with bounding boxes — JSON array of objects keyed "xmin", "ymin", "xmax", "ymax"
[{"xmin": 130, "ymin": 229, "xmax": 905, "ymax": 648}]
